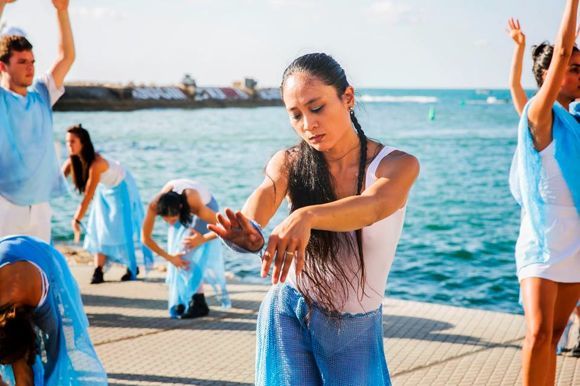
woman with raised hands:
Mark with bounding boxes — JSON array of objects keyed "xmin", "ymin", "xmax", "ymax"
[
  {"xmin": 508, "ymin": 1, "xmax": 580, "ymax": 384},
  {"xmin": 209, "ymin": 53, "xmax": 419, "ymax": 385}
]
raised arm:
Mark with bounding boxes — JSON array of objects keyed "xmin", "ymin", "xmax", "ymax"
[
  {"xmin": 0, "ymin": 1, "xmax": 16, "ymax": 22},
  {"xmin": 528, "ymin": 0, "xmax": 579, "ymax": 149},
  {"xmin": 507, "ymin": 18, "xmax": 528, "ymax": 116},
  {"xmin": 262, "ymin": 150, "xmax": 419, "ymax": 284},
  {"xmin": 49, "ymin": 0, "xmax": 75, "ymax": 89}
]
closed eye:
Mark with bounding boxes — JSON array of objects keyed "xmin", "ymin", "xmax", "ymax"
[{"xmin": 311, "ymin": 105, "xmax": 324, "ymax": 113}]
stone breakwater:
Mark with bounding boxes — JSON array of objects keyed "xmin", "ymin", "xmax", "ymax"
[{"xmin": 54, "ymin": 84, "xmax": 283, "ymax": 111}]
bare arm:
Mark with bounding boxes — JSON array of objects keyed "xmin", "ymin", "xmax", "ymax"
[
  {"xmin": 507, "ymin": 18, "xmax": 528, "ymax": 116},
  {"xmin": 528, "ymin": 0, "xmax": 579, "ymax": 150},
  {"xmin": 73, "ymin": 160, "xmax": 105, "ymax": 222},
  {"xmin": 0, "ymin": 1, "xmax": 16, "ymax": 22},
  {"xmin": 62, "ymin": 158, "xmax": 71, "ymax": 178},
  {"xmin": 208, "ymin": 150, "xmax": 290, "ymax": 252},
  {"xmin": 298, "ymin": 152, "xmax": 419, "ymax": 232},
  {"xmin": 261, "ymin": 151, "xmax": 419, "ymax": 283},
  {"xmin": 241, "ymin": 150, "xmax": 289, "ymax": 227},
  {"xmin": 141, "ymin": 202, "xmax": 172, "ymax": 260},
  {"xmin": 49, "ymin": 0, "xmax": 75, "ymax": 89}
]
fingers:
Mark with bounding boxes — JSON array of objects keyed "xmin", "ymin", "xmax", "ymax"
[
  {"xmin": 261, "ymin": 235, "xmax": 278, "ymax": 278},
  {"xmin": 236, "ymin": 211, "xmax": 264, "ymax": 246},
  {"xmin": 236, "ymin": 211, "xmax": 256, "ymax": 235},
  {"xmin": 279, "ymin": 239, "xmax": 299, "ymax": 283},
  {"xmin": 225, "ymin": 208, "xmax": 240, "ymax": 229},
  {"xmin": 216, "ymin": 212, "xmax": 232, "ymax": 230},
  {"xmin": 271, "ymin": 237, "xmax": 289, "ymax": 284},
  {"xmin": 295, "ymin": 246, "xmax": 306, "ymax": 277},
  {"xmin": 207, "ymin": 223, "xmax": 227, "ymax": 238}
]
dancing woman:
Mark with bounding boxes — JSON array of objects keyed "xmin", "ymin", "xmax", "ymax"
[
  {"xmin": 142, "ymin": 179, "xmax": 230, "ymax": 319},
  {"xmin": 0, "ymin": 235, "xmax": 107, "ymax": 385},
  {"xmin": 210, "ymin": 53, "xmax": 419, "ymax": 385},
  {"xmin": 508, "ymin": 0, "xmax": 580, "ymax": 384},
  {"xmin": 63, "ymin": 125, "xmax": 153, "ymax": 284}
]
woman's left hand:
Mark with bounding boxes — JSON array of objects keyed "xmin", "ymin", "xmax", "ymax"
[
  {"xmin": 71, "ymin": 218, "xmax": 81, "ymax": 243},
  {"xmin": 182, "ymin": 229, "xmax": 205, "ymax": 250},
  {"xmin": 261, "ymin": 208, "xmax": 311, "ymax": 284}
]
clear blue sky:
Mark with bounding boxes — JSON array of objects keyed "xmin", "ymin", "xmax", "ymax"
[{"xmin": 1, "ymin": 0, "xmax": 565, "ymax": 88}]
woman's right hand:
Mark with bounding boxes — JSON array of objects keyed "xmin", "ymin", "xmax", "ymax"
[
  {"xmin": 507, "ymin": 18, "xmax": 526, "ymax": 46},
  {"xmin": 208, "ymin": 208, "xmax": 264, "ymax": 252},
  {"xmin": 167, "ymin": 252, "xmax": 189, "ymax": 270}
]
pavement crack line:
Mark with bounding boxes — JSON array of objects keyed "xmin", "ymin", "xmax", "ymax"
[{"xmin": 391, "ymin": 336, "xmax": 524, "ymax": 378}]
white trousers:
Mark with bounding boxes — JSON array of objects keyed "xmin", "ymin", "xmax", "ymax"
[{"xmin": 0, "ymin": 195, "xmax": 52, "ymax": 242}]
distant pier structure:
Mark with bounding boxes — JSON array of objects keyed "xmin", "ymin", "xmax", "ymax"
[{"xmin": 54, "ymin": 75, "xmax": 282, "ymax": 111}]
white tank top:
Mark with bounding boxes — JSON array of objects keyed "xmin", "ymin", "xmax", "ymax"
[
  {"xmin": 99, "ymin": 156, "xmax": 125, "ymax": 188},
  {"xmin": 168, "ymin": 179, "xmax": 212, "ymax": 205},
  {"xmin": 537, "ymin": 142, "xmax": 576, "ymax": 206},
  {"xmin": 287, "ymin": 146, "xmax": 407, "ymax": 314}
]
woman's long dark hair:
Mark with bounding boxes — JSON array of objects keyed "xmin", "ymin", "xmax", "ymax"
[
  {"xmin": 67, "ymin": 124, "xmax": 96, "ymax": 193},
  {"xmin": 156, "ymin": 191, "xmax": 192, "ymax": 227},
  {"xmin": 0, "ymin": 303, "xmax": 36, "ymax": 366},
  {"xmin": 281, "ymin": 53, "xmax": 371, "ymax": 315}
]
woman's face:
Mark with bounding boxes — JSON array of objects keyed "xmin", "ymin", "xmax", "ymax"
[
  {"xmin": 560, "ymin": 51, "xmax": 580, "ymax": 100},
  {"xmin": 282, "ymin": 73, "xmax": 354, "ymax": 152},
  {"xmin": 65, "ymin": 133, "xmax": 82, "ymax": 156}
]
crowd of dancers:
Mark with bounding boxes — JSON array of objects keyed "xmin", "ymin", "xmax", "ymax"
[{"xmin": 0, "ymin": 0, "xmax": 579, "ymax": 385}]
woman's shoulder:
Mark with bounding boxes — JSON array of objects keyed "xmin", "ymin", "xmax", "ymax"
[
  {"xmin": 375, "ymin": 147, "xmax": 420, "ymax": 179},
  {"xmin": 91, "ymin": 154, "xmax": 109, "ymax": 173}
]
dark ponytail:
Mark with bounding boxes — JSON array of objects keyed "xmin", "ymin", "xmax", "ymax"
[
  {"xmin": 156, "ymin": 191, "xmax": 192, "ymax": 227},
  {"xmin": 281, "ymin": 53, "xmax": 373, "ymax": 315}
]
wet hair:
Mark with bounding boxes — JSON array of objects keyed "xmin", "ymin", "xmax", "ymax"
[
  {"xmin": 67, "ymin": 124, "xmax": 96, "ymax": 193},
  {"xmin": 0, "ymin": 35, "xmax": 33, "ymax": 64},
  {"xmin": 280, "ymin": 53, "xmax": 371, "ymax": 315},
  {"xmin": 532, "ymin": 41, "xmax": 580, "ymax": 87},
  {"xmin": 156, "ymin": 191, "xmax": 192, "ymax": 227},
  {"xmin": 0, "ymin": 303, "xmax": 36, "ymax": 366}
]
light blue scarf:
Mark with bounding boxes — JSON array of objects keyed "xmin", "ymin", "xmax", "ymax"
[{"xmin": 509, "ymin": 99, "xmax": 580, "ymax": 264}]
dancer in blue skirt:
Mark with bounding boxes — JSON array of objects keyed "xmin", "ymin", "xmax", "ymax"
[
  {"xmin": 63, "ymin": 124, "xmax": 153, "ymax": 284},
  {"xmin": 142, "ymin": 179, "xmax": 230, "ymax": 319},
  {"xmin": 0, "ymin": 235, "xmax": 107, "ymax": 385},
  {"xmin": 210, "ymin": 53, "xmax": 419, "ymax": 386}
]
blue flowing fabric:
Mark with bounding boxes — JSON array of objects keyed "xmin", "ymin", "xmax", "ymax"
[
  {"xmin": 0, "ymin": 79, "xmax": 67, "ymax": 205},
  {"xmin": 0, "ymin": 235, "xmax": 107, "ymax": 385},
  {"xmin": 256, "ymin": 284, "xmax": 391, "ymax": 386},
  {"xmin": 509, "ymin": 99, "xmax": 580, "ymax": 267},
  {"xmin": 83, "ymin": 170, "xmax": 153, "ymax": 277},
  {"xmin": 165, "ymin": 197, "xmax": 231, "ymax": 318}
]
